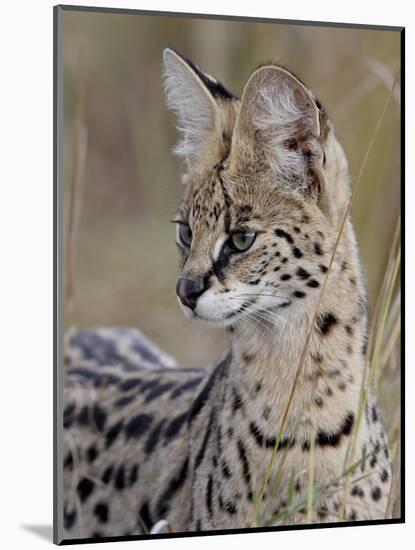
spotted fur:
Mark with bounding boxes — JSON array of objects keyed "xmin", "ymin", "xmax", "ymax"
[{"xmin": 62, "ymin": 49, "xmax": 391, "ymax": 539}]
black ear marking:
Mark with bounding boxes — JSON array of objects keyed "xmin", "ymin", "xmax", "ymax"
[{"xmin": 166, "ymin": 47, "xmax": 236, "ymax": 100}]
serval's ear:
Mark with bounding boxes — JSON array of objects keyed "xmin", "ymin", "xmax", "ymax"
[
  {"xmin": 230, "ymin": 65, "xmax": 327, "ymax": 199},
  {"xmin": 163, "ymin": 48, "xmax": 235, "ymax": 170}
]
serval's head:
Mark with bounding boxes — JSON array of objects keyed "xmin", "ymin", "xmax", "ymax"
[{"xmin": 163, "ymin": 48, "xmax": 352, "ymax": 328}]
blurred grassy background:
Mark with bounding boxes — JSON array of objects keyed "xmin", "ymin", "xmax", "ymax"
[{"xmin": 63, "ymin": 11, "xmax": 401, "ymax": 395}]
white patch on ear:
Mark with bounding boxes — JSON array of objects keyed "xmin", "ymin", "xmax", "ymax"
[
  {"xmin": 237, "ymin": 67, "xmax": 322, "ymax": 195},
  {"xmin": 163, "ymin": 49, "xmax": 219, "ymax": 166}
]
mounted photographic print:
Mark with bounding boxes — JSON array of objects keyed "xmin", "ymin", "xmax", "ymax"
[{"xmin": 53, "ymin": 5, "xmax": 404, "ymax": 544}]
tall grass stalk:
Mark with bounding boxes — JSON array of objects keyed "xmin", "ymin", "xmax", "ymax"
[
  {"xmin": 385, "ymin": 441, "xmax": 401, "ymax": 519},
  {"xmin": 64, "ymin": 40, "xmax": 88, "ymax": 334},
  {"xmin": 306, "ymin": 431, "xmax": 316, "ymax": 523}
]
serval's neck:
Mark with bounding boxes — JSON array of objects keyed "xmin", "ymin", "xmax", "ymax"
[{"xmin": 222, "ymin": 258, "xmax": 367, "ymax": 440}]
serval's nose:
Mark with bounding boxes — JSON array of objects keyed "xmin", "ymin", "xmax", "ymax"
[{"xmin": 176, "ymin": 277, "xmax": 206, "ymax": 311}]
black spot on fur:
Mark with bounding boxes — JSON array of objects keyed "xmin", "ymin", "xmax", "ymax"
[
  {"xmin": 64, "ymin": 505, "xmax": 77, "ymax": 530},
  {"xmin": 380, "ymin": 468, "xmax": 389, "ymax": 483},
  {"xmin": 221, "ymin": 460, "xmax": 232, "ymax": 478},
  {"xmin": 303, "ymin": 412, "xmax": 354, "ymax": 450},
  {"xmin": 164, "ymin": 411, "xmax": 189, "ymax": 443},
  {"xmin": 195, "ymin": 410, "xmax": 215, "ymax": 470},
  {"xmin": 319, "ymin": 264, "xmax": 328, "ymax": 273},
  {"xmin": 232, "ymin": 386, "xmax": 244, "ymax": 414},
  {"xmin": 119, "ymin": 378, "xmax": 142, "ymax": 391},
  {"xmin": 68, "ymin": 367, "xmax": 120, "ymax": 388},
  {"xmin": 139, "ymin": 378, "xmax": 161, "ymax": 393},
  {"xmin": 280, "ymin": 273, "xmax": 292, "ymax": 281},
  {"xmin": 316, "ymin": 312, "xmax": 338, "ymax": 335},
  {"xmin": 63, "ymin": 404, "xmax": 75, "ymax": 428},
  {"xmin": 102, "ymin": 465, "xmax": 114, "ymax": 484},
  {"xmin": 125, "ymin": 414, "xmax": 153, "ymax": 440},
  {"xmin": 145, "ymin": 418, "xmax": 167, "ymax": 454},
  {"xmin": 371, "ymin": 487, "xmax": 382, "ymax": 501},
  {"xmin": 296, "ymin": 267, "xmax": 310, "ymax": 279},
  {"xmin": 105, "ymin": 419, "xmax": 124, "ymax": 448},
  {"xmin": 157, "ymin": 457, "xmax": 189, "ymax": 517},
  {"xmin": 86, "ymin": 444, "xmax": 98, "ymax": 463},
  {"xmin": 206, "ymin": 475, "xmax": 214, "ymax": 518},
  {"xmin": 307, "ymin": 279, "xmax": 320, "ymax": 288},
  {"xmin": 130, "ymin": 464, "xmax": 139, "ymax": 486},
  {"xmin": 275, "ymin": 228, "xmax": 294, "ymax": 244},
  {"xmin": 348, "ymin": 509, "xmax": 357, "ymax": 520},
  {"xmin": 77, "ymin": 406, "xmax": 89, "ymax": 427},
  {"xmin": 93, "ymin": 403, "xmax": 107, "ymax": 432},
  {"xmin": 249, "ymin": 421, "xmax": 294, "ymax": 450},
  {"xmin": 64, "ymin": 452, "xmax": 73, "ymax": 470},
  {"xmin": 314, "ymin": 242, "xmax": 323, "ymax": 255},
  {"xmin": 225, "ymin": 500, "xmax": 238, "ymax": 515},
  {"xmin": 292, "ymin": 247, "xmax": 303, "ymax": 258},
  {"xmin": 237, "ymin": 439, "xmax": 251, "ymax": 487},
  {"xmin": 351, "ymin": 485, "xmax": 364, "ymax": 498},
  {"xmin": 145, "ymin": 382, "xmax": 175, "ymax": 403},
  {"xmin": 293, "ymin": 290, "xmax": 306, "ymax": 298},
  {"xmin": 77, "ymin": 478, "xmax": 95, "ymax": 503},
  {"xmin": 170, "ymin": 377, "xmax": 204, "ymax": 399},
  {"xmin": 114, "ymin": 395, "xmax": 135, "ymax": 408},
  {"xmin": 114, "ymin": 465, "xmax": 126, "ymax": 490},
  {"xmin": 190, "ymin": 354, "xmax": 230, "ymax": 421},
  {"xmin": 94, "ymin": 503, "xmax": 109, "ymax": 523},
  {"xmin": 361, "ymin": 335, "xmax": 368, "ymax": 357}
]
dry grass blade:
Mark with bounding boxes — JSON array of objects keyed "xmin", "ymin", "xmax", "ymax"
[
  {"xmin": 64, "ymin": 39, "xmax": 89, "ymax": 334},
  {"xmin": 251, "ymin": 75, "xmax": 398, "ymax": 528},
  {"xmin": 306, "ymin": 431, "xmax": 316, "ymax": 523},
  {"xmin": 363, "ymin": 57, "xmax": 401, "ymax": 105},
  {"xmin": 385, "ymin": 440, "xmax": 401, "ymax": 518},
  {"xmin": 366, "ymin": 216, "xmax": 401, "ymax": 364}
]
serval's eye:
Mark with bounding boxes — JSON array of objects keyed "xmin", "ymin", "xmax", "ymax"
[
  {"xmin": 229, "ymin": 231, "xmax": 256, "ymax": 252},
  {"xmin": 177, "ymin": 223, "xmax": 193, "ymax": 248}
]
